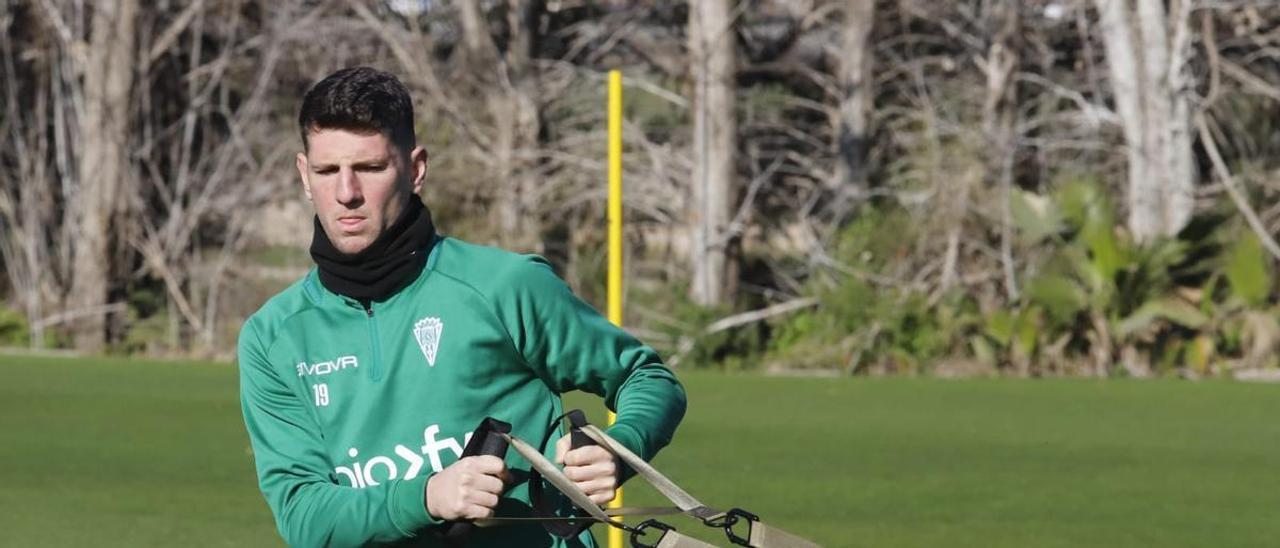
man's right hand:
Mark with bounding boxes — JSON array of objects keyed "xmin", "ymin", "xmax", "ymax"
[{"xmin": 425, "ymin": 455, "xmax": 508, "ymax": 521}]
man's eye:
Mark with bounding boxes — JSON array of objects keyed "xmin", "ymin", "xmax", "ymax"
[
  {"xmin": 357, "ymin": 164, "xmax": 387, "ymax": 172},
  {"xmin": 314, "ymin": 167, "xmax": 338, "ymax": 175}
]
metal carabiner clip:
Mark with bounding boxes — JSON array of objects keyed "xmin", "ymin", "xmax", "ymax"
[
  {"xmin": 722, "ymin": 508, "xmax": 760, "ymax": 547},
  {"xmin": 629, "ymin": 519, "xmax": 676, "ymax": 548}
]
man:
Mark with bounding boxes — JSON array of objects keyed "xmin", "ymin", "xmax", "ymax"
[{"xmin": 239, "ymin": 67, "xmax": 686, "ymax": 547}]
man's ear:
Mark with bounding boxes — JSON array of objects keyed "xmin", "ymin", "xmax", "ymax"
[
  {"xmin": 296, "ymin": 152, "xmax": 313, "ymax": 201},
  {"xmin": 409, "ymin": 146, "xmax": 428, "ymax": 195}
]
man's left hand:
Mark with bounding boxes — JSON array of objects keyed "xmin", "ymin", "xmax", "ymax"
[{"xmin": 555, "ymin": 434, "xmax": 618, "ymax": 505}]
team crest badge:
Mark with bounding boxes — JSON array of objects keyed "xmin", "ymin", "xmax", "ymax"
[{"xmin": 413, "ymin": 317, "xmax": 443, "ymax": 366}]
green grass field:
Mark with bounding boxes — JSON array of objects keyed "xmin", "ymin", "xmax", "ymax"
[{"xmin": 1, "ymin": 354, "xmax": 1277, "ymax": 547}]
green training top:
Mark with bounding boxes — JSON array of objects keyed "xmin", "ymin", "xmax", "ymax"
[{"xmin": 238, "ymin": 237, "xmax": 687, "ymax": 547}]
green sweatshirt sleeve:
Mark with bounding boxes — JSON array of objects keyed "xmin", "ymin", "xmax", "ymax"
[
  {"xmin": 238, "ymin": 317, "xmax": 440, "ymax": 548},
  {"xmin": 491, "ymin": 256, "xmax": 687, "ymax": 464}
]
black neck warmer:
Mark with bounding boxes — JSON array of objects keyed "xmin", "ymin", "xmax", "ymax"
[{"xmin": 310, "ymin": 197, "xmax": 436, "ymax": 302}]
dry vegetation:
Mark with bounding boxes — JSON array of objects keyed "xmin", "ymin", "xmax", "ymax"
[{"xmin": 3, "ymin": 1, "xmax": 1280, "ymax": 375}]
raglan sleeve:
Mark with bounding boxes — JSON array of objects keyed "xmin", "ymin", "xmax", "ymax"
[
  {"xmin": 237, "ymin": 315, "xmax": 442, "ymax": 548},
  {"xmin": 494, "ymin": 256, "xmax": 687, "ymax": 465}
]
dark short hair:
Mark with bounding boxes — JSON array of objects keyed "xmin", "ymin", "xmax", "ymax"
[{"xmin": 298, "ymin": 67, "xmax": 415, "ymax": 153}]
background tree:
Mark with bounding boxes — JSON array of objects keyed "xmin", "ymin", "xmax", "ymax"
[
  {"xmin": 1094, "ymin": 0, "xmax": 1196, "ymax": 241},
  {"xmin": 65, "ymin": 0, "xmax": 139, "ymax": 351},
  {"xmin": 456, "ymin": 0, "xmax": 545, "ymax": 252},
  {"xmin": 832, "ymin": 0, "xmax": 875, "ymax": 202},
  {"xmin": 689, "ymin": 0, "xmax": 740, "ymax": 306}
]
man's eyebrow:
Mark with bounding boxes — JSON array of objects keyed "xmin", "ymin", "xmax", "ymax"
[{"xmin": 308, "ymin": 157, "xmax": 390, "ymax": 171}]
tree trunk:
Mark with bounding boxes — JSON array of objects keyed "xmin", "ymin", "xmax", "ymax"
[
  {"xmin": 1095, "ymin": 0, "xmax": 1195, "ymax": 242},
  {"xmin": 459, "ymin": 0, "xmax": 542, "ymax": 252},
  {"xmin": 833, "ymin": 0, "xmax": 875, "ymax": 193},
  {"xmin": 981, "ymin": 0, "xmax": 1020, "ymax": 300},
  {"xmin": 69, "ymin": 0, "xmax": 138, "ymax": 351},
  {"xmin": 689, "ymin": 0, "xmax": 739, "ymax": 306}
]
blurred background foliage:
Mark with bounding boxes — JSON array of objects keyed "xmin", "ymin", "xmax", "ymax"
[{"xmin": 4, "ymin": 1, "xmax": 1280, "ymax": 379}]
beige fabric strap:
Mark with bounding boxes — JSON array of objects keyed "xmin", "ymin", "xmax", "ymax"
[
  {"xmin": 748, "ymin": 521, "xmax": 824, "ymax": 548},
  {"xmin": 579, "ymin": 424, "xmax": 713, "ymax": 515},
  {"xmin": 581, "ymin": 424, "xmax": 824, "ymax": 548},
  {"xmin": 498, "ymin": 432, "xmax": 612, "ymax": 523},
  {"xmin": 654, "ymin": 529, "xmax": 721, "ymax": 548},
  {"xmin": 491, "ymin": 425, "xmax": 825, "ymax": 548}
]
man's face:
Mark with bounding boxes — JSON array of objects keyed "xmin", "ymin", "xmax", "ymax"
[{"xmin": 297, "ymin": 129, "xmax": 427, "ymax": 255}]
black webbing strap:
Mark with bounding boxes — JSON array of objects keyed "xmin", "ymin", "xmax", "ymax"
[
  {"xmin": 476, "ymin": 506, "xmax": 681, "ymax": 524},
  {"xmin": 527, "ymin": 409, "xmax": 597, "ymax": 538}
]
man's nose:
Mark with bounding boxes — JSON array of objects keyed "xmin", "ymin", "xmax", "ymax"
[{"xmin": 336, "ymin": 167, "xmax": 363, "ymax": 206}]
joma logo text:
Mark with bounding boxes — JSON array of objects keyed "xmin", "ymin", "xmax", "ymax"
[{"xmin": 296, "ymin": 355, "xmax": 358, "ymax": 377}]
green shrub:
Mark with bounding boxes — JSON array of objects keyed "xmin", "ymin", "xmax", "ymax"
[
  {"xmin": 634, "ymin": 177, "xmax": 1280, "ymax": 377},
  {"xmin": 995, "ymin": 179, "xmax": 1276, "ymax": 376},
  {"xmin": 765, "ymin": 205, "xmax": 984, "ymax": 373},
  {"xmin": 762, "ymin": 179, "xmax": 1280, "ymax": 377},
  {"xmin": 662, "ymin": 294, "xmax": 767, "ymax": 370},
  {"xmin": 0, "ymin": 306, "xmax": 30, "ymax": 347}
]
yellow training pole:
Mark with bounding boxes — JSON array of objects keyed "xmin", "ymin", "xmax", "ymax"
[{"xmin": 606, "ymin": 69, "xmax": 624, "ymax": 548}]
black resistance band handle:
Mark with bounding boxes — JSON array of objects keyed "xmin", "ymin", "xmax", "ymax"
[
  {"xmin": 441, "ymin": 417, "xmax": 512, "ymax": 541},
  {"xmin": 476, "ymin": 426, "xmax": 511, "ymax": 458},
  {"xmin": 567, "ymin": 409, "xmax": 596, "ymax": 450}
]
